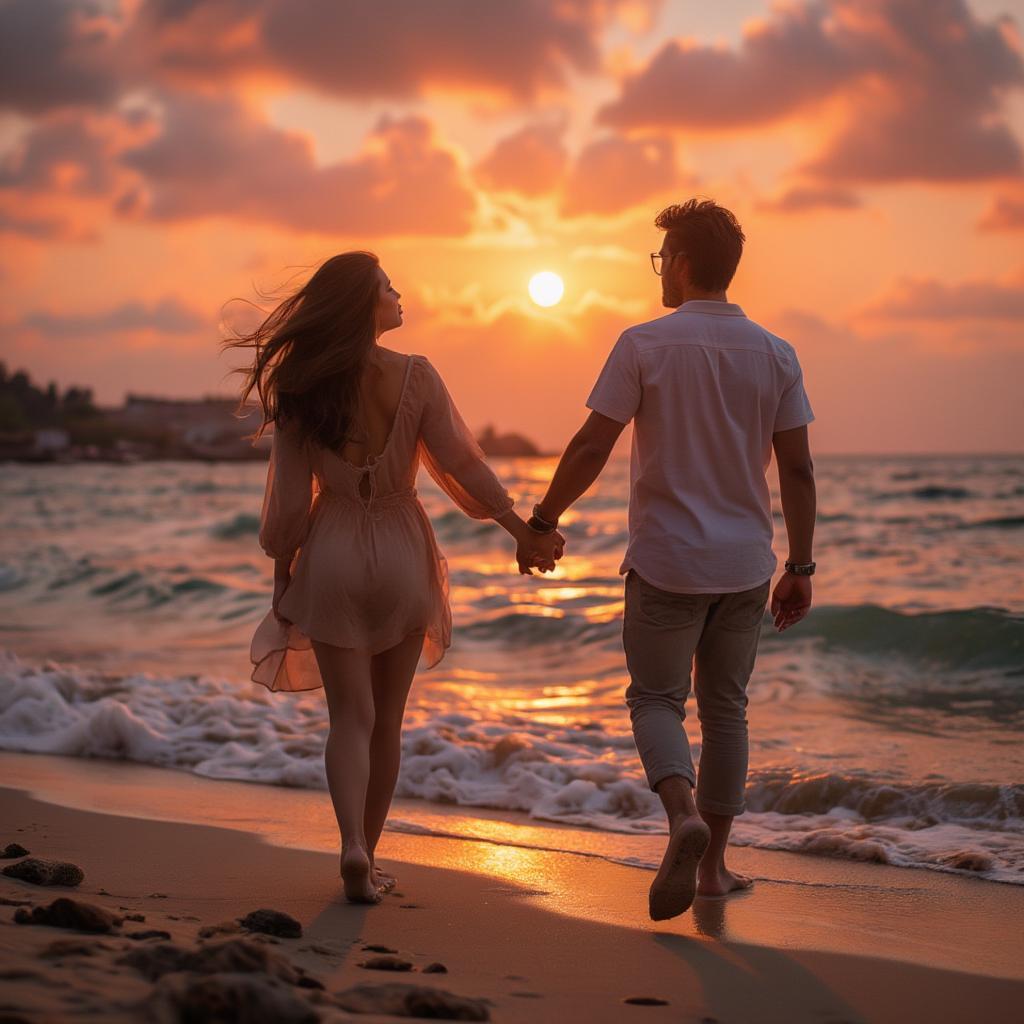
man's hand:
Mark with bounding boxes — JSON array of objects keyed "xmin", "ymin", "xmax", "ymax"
[
  {"xmin": 770, "ymin": 573, "xmax": 812, "ymax": 632},
  {"xmin": 517, "ymin": 530, "xmax": 565, "ymax": 575}
]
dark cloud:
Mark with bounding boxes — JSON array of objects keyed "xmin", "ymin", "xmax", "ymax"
[
  {"xmin": 126, "ymin": 0, "xmax": 268, "ymax": 84},
  {"xmin": 803, "ymin": 97, "xmax": 1022, "ymax": 185},
  {"xmin": 475, "ymin": 121, "xmax": 568, "ymax": 196},
  {"xmin": 756, "ymin": 185, "xmax": 862, "ymax": 213},
  {"xmin": 0, "ymin": 115, "xmax": 116, "ymax": 195},
  {"xmin": 20, "ymin": 297, "xmax": 207, "ymax": 336},
  {"xmin": 0, "ymin": 0, "xmax": 123, "ymax": 114},
  {"xmin": 4, "ymin": 0, "xmax": 659, "ymax": 118},
  {"xmin": 600, "ymin": 4, "xmax": 850, "ymax": 129},
  {"xmin": 561, "ymin": 136, "xmax": 677, "ymax": 216},
  {"xmin": 120, "ymin": 95, "xmax": 477, "ymax": 235},
  {"xmin": 860, "ymin": 273, "xmax": 1024, "ymax": 320},
  {"xmin": 599, "ymin": 0, "xmax": 1024, "ymax": 184},
  {"xmin": 128, "ymin": 0, "xmax": 656, "ymax": 101},
  {"xmin": 265, "ymin": 0, "xmax": 656, "ymax": 101},
  {"xmin": 0, "ymin": 208, "xmax": 71, "ymax": 239}
]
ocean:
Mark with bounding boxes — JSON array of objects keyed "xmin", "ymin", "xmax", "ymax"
[{"xmin": 1, "ymin": 454, "xmax": 1021, "ymax": 884}]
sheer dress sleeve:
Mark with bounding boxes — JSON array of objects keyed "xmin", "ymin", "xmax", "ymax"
[
  {"xmin": 416, "ymin": 357, "xmax": 514, "ymax": 520},
  {"xmin": 258, "ymin": 417, "xmax": 315, "ymax": 561}
]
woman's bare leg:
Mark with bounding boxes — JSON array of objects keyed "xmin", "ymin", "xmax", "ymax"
[
  {"xmin": 365, "ymin": 633, "xmax": 422, "ymax": 888},
  {"xmin": 311, "ymin": 639, "xmax": 379, "ymax": 904}
]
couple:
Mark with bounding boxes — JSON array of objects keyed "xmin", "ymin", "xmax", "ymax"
[{"xmin": 238, "ymin": 198, "xmax": 816, "ymax": 920}]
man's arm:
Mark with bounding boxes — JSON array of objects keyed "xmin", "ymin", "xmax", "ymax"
[
  {"xmin": 536, "ymin": 411, "xmax": 627, "ymax": 523},
  {"xmin": 771, "ymin": 425, "xmax": 816, "ymax": 631}
]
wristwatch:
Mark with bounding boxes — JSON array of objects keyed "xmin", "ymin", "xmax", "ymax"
[
  {"xmin": 784, "ymin": 561, "xmax": 816, "ymax": 576},
  {"xmin": 527, "ymin": 504, "xmax": 559, "ymax": 535}
]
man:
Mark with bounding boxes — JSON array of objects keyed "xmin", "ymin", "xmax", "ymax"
[{"xmin": 527, "ymin": 198, "xmax": 816, "ymax": 920}]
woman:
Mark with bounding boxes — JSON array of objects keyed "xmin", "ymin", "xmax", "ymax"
[{"xmin": 225, "ymin": 252, "xmax": 562, "ymax": 904}]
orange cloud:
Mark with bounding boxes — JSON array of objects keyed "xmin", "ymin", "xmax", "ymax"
[
  {"xmin": 475, "ymin": 122, "xmax": 568, "ymax": 197},
  {"xmin": 562, "ymin": 136, "xmax": 679, "ymax": 217},
  {"xmin": 474, "ymin": 122, "xmax": 681, "ymax": 216}
]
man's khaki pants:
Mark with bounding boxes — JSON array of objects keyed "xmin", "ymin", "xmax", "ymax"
[{"xmin": 622, "ymin": 569, "xmax": 770, "ymax": 816}]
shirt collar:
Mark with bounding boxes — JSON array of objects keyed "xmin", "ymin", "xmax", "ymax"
[{"xmin": 675, "ymin": 299, "xmax": 746, "ymax": 317}]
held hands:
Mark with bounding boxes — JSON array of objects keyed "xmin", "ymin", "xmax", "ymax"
[
  {"xmin": 517, "ymin": 528, "xmax": 565, "ymax": 575},
  {"xmin": 770, "ymin": 573, "xmax": 812, "ymax": 632}
]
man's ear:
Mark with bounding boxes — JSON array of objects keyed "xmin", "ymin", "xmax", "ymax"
[{"xmin": 673, "ymin": 253, "xmax": 690, "ymax": 290}]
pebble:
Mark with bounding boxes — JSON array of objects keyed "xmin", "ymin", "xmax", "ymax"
[
  {"xmin": 358, "ymin": 955, "xmax": 414, "ymax": 972},
  {"xmin": 239, "ymin": 908, "xmax": 303, "ymax": 939},
  {"xmin": 143, "ymin": 972, "xmax": 318, "ymax": 1024},
  {"xmin": 335, "ymin": 983, "xmax": 491, "ymax": 1021},
  {"xmin": 14, "ymin": 897, "xmax": 121, "ymax": 933},
  {"xmin": 2, "ymin": 858, "xmax": 84, "ymax": 887}
]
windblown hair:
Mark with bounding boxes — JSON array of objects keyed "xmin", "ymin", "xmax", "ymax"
[
  {"xmin": 222, "ymin": 251, "xmax": 381, "ymax": 450},
  {"xmin": 655, "ymin": 199, "xmax": 745, "ymax": 292}
]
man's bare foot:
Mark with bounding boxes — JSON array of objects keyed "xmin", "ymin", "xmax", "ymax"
[
  {"xmin": 696, "ymin": 866, "xmax": 754, "ymax": 898},
  {"xmin": 341, "ymin": 847, "xmax": 380, "ymax": 904},
  {"xmin": 649, "ymin": 815, "xmax": 711, "ymax": 921}
]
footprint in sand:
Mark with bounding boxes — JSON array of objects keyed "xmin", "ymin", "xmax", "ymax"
[{"xmin": 358, "ymin": 955, "xmax": 414, "ymax": 972}]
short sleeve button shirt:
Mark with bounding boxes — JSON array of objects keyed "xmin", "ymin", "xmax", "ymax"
[{"xmin": 586, "ymin": 300, "xmax": 814, "ymax": 593}]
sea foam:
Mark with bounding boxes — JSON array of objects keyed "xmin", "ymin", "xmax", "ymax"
[{"xmin": 2, "ymin": 649, "xmax": 1021, "ymax": 885}]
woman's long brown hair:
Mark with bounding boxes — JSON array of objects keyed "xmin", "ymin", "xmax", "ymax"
[{"xmin": 222, "ymin": 251, "xmax": 381, "ymax": 450}]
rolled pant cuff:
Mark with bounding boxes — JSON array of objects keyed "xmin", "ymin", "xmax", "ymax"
[
  {"xmin": 645, "ymin": 767, "xmax": 697, "ymax": 793},
  {"xmin": 696, "ymin": 796, "xmax": 746, "ymax": 816}
]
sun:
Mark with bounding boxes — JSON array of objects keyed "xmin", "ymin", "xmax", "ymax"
[{"xmin": 528, "ymin": 271, "xmax": 564, "ymax": 308}]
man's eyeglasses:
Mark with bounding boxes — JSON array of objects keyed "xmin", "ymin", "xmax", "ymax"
[{"xmin": 650, "ymin": 252, "xmax": 677, "ymax": 276}]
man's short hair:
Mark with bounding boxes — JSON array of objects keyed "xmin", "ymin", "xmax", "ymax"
[{"xmin": 655, "ymin": 199, "xmax": 745, "ymax": 292}]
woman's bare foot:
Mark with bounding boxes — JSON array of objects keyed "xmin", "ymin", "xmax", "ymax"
[
  {"xmin": 696, "ymin": 865, "xmax": 754, "ymax": 898},
  {"xmin": 341, "ymin": 847, "xmax": 380, "ymax": 904},
  {"xmin": 372, "ymin": 864, "xmax": 397, "ymax": 893}
]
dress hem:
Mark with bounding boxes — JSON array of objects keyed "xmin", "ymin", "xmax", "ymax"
[{"xmin": 250, "ymin": 620, "xmax": 447, "ymax": 694}]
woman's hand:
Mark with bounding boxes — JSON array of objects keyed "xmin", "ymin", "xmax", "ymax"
[{"xmin": 517, "ymin": 529, "xmax": 565, "ymax": 575}]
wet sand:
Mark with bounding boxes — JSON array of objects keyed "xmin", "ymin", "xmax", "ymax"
[{"xmin": 1, "ymin": 753, "xmax": 1022, "ymax": 1022}]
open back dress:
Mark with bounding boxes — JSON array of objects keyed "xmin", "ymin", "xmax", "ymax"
[{"xmin": 250, "ymin": 354, "xmax": 514, "ymax": 692}]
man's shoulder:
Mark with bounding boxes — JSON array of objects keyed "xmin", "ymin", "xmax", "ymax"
[
  {"xmin": 619, "ymin": 310, "xmax": 686, "ymax": 346},
  {"xmin": 623, "ymin": 309, "xmax": 797, "ymax": 360},
  {"xmin": 741, "ymin": 317, "xmax": 798, "ymax": 359}
]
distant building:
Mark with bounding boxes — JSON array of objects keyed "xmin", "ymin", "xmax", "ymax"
[
  {"xmin": 34, "ymin": 428, "xmax": 70, "ymax": 453},
  {"xmin": 105, "ymin": 394, "xmax": 267, "ymax": 460}
]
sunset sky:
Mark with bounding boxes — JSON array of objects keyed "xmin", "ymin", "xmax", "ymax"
[{"xmin": 1, "ymin": 0, "xmax": 1023, "ymax": 453}]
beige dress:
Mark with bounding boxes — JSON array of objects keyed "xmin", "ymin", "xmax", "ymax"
[{"xmin": 250, "ymin": 354, "xmax": 514, "ymax": 692}]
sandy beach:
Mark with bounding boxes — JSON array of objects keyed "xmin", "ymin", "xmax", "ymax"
[{"xmin": 1, "ymin": 752, "xmax": 1021, "ymax": 1023}]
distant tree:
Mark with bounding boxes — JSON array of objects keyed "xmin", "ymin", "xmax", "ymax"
[
  {"xmin": 0, "ymin": 394, "xmax": 28, "ymax": 431},
  {"xmin": 0, "ymin": 366, "xmax": 97, "ymax": 431}
]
